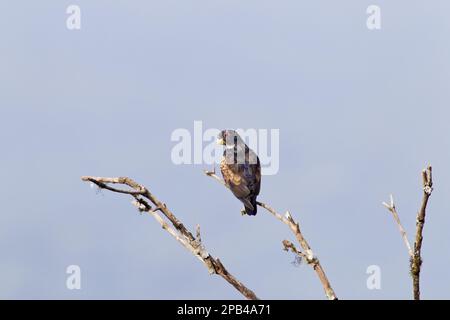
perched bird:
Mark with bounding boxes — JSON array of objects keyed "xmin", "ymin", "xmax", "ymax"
[{"xmin": 217, "ymin": 130, "xmax": 261, "ymax": 216}]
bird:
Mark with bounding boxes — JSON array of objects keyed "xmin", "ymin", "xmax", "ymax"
[{"xmin": 217, "ymin": 130, "xmax": 261, "ymax": 216}]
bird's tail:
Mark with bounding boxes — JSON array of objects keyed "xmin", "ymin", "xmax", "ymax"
[{"xmin": 245, "ymin": 197, "xmax": 258, "ymax": 216}]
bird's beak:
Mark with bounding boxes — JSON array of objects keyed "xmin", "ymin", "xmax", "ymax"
[{"xmin": 216, "ymin": 138, "xmax": 225, "ymax": 145}]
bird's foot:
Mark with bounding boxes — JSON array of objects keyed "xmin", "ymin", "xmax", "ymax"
[{"xmin": 240, "ymin": 208, "xmax": 247, "ymax": 216}]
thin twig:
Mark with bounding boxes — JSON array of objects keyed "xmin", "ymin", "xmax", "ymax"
[
  {"xmin": 204, "ymin": 170, "xmax": 338, "ymax": 300},
  {"xmin": 82, "ymin": 175, "xmax": 258, "ymax": 300},
  {"xmin": 282, "ymin": 240, "xmax": 309, "ymax": 260},
  {"xmin": 382, "ymin": 194, "xmax": 413, "ymax": 257}
]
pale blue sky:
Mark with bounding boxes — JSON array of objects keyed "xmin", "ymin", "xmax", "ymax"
[{"xmin": 1, "ymin": 1, "xmax": 450, "ymax": 299}]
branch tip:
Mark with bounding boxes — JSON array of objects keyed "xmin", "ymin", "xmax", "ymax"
[
  {"xmin": 82, "ymin": 175, "xmax": 258, "ymax": 300},
  {"xmin": 205, "ymin": 170, "xmax": 337, "ymax": 300}
]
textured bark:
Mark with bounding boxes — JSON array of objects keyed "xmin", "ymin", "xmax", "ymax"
[
  {"xmin": 383, "ymin": 166, "xmax": 433, "ymax": 300},
  {"xmin": 205, "ymin": 170, "xmax": 338, "ymax": 300},
  {"xmin": 82, "ymin": 176, "xmax": 258, "ymax": 300},
  {"xmin": 412, "ymin": 166, "xmax": 433, "ymax": 300}
]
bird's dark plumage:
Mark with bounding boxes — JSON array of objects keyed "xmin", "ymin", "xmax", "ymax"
[{"xmin": 217, "ymin": 130, "xmax": 261, "ymax": 216}]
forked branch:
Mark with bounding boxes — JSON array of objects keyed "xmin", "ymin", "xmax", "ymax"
[
  {"xmin": 205, "ymin": 170, "xmax": 337, "ymax": 300},
  {"xmin": 382, "ymin": 194, "xmax": 413, "ymax": 257},
  {"xmin": 382, "ymin": 165, "xmax": 433, "ymax": 300},
  {"xmin": 81, "ymin": 176, "xmax": 258, "ymax": 300}
]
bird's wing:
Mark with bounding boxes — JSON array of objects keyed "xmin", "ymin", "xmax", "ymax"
[
  {"xmin": 220, "ymin": 159, "xmax": 254, "ymax": 209},
  {"xmin": 244, "ymin": 150, "xmax": 261, "ymax": 196}
]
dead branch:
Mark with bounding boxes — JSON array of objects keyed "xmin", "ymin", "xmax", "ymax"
[
  {"xmin": 282, "ymin": 240, "xmax": 308, "ymax": 261},
  {"xmin": 205, "ymin": 170, "xmax": 338, "ymax": 300},
  {"xmin": 382, "ymin": 165, "xmax": 433, "ymax": 300},
  {"xmin": 81, "ymin": 175, "xmax": 258, "ymax": 300},
  {"xmin": 412, "ymin": 166, "xmax": 433, "ymax": 300},
  {"xmin": 382, "ymin": 194, "xmax": 413, "ymax": 257}
]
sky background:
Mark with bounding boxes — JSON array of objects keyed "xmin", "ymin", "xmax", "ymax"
[{"xmin": 1, "ymin": 1, "xmax": 450, "ymax": 299}]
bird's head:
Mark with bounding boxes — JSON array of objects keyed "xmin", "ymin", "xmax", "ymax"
[{"xmin": 217, "ymin": 130, "xmax": 243, "ymax": 148}]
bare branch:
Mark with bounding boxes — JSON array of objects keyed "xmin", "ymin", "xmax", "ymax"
[
  {"xmin": 382, "ymin": 194, "xmax": 413, "ymax": 257},
  {"xmin": 82, "ymin": 175, "xmax": 258, "ymax": 300},
  {"xmin": 204, "ymin": 171, "xmax": 338, "ymax": 300},
  {"xmin": 282, "ymin": 240, "xmax": 308, "ymax": 260},
  {"xmin": 412, "ymin": 166, "xmax": 433, "ymax": 300},
  {"xmin": 83, "ymin": 176, "xmax": 146, "ymax": 195},
  {"xmin": 204, "ymin": 169, "xmax": 227, "ymax": 187},
  {"xmin": 382, "ymin": 165, "xmax": 433, "ymax": 300}
]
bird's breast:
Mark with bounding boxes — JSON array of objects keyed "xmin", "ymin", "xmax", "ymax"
[{"xmin": 220, "ymin": 159, "xmax": 242, "ymax": 186}]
